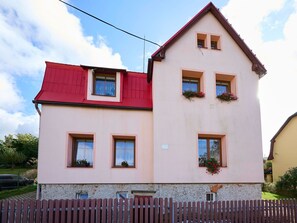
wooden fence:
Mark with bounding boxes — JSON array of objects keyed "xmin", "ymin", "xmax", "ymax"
[{"xmin": 1, "ymin": 198, "xmax": 297, "ymax": 223}]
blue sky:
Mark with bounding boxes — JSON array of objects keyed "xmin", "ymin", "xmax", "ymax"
[{"xmin": 0, "ymin": 0, "xmax": 297, "ymax": 157}]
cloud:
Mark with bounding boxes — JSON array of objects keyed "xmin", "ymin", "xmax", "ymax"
[
  {"xmin": 222, "ymin": 0, "xmax": 297, "ymax": 156},
  {"xmin": 0, "ymin": 0, "xmax": 125, "ymax": 139}
]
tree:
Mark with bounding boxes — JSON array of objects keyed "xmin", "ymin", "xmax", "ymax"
[
  {"xmin": 276, "ymin": 167, "xmax": 297, "ymax": 196},
  {"xmin": 0, "ymin": 134, "xmax": 38, "ymax": 167},
  {"xmin": 0, "ymin": 147, "xmax": 27, "ymax": 168}
]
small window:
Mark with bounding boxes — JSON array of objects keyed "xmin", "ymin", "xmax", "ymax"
[
  {"xmin": 206, "ymin": 192, "xmax": 216, "ymax": 202},
  {"xmin": 116, "ymin": 191, "xmax": 129, "ymax": 199},
  {"xmin": 76, "ymin": 192, "xmax": 88, "ymax": 199},
  {"xmin": 216, "ymin": 81, "xmax": 230, "ymax": 96},
  {"xmin": 93, "ymin": 73, "xmax": 116, "ymax": 96},
  {"xmin": 198, "ymin": 137, "xmax": 222, "ymax": 167},
  {"xmin": 197, "ymin": 33, "xmax": 207, "ymax": 48},
  {"xmin": 114, "ymin": 137, "xmax": 135, "ymax": 168},
  {"xmin": 182, "ymin": 78, "xmax": 199, "ymax": 93},
  {"xmin": 69, "ymin": 135, "xmax": 94, "ymax": 167},
  {"xmin": 211, "ymin": 35, "xmax": 220, "ymax": 50},
  {"xmin": 215, "ymin": 73, "xmax": 237, "ymax": 100}
]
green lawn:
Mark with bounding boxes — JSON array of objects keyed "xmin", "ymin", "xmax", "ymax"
[
  {"xmin": 0, "ymin": 184, "xmax": 37, "ymax": 200},
  {"xmin": 0, "ymin": 168, "xmax": 31, "ymax": 175},
  {"xmin": 262, "ymin": 192, "xmax": 289, "ymax": 200}
]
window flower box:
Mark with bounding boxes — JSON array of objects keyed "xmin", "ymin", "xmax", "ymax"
[
  {"xmin": 183, "ymin": 90, "xmax": 205, "ymax": 100},
  {"xmin": 217, "ymin": 92, "xmax": 237, "ymax": 101},
  {"xmin": 205, "ymin": 158, "xmax": 221, "ymax": 175}
]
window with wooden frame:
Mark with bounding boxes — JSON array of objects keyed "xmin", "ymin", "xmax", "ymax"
[
  {"xmin": 113, "ymin": 137, "xmax": 135, "ymax": 168},
  {"xmin": 69, "ymin": 135, "xmax": 94, "ymax": 168},
  {"xmin": 198, "ymin": 137, "xmax": 222, "ymax": 167},
  {"xmin": 216, "ymin": 81, "xmax": 230, "ymax": 96},
  {"xmin": 197, "ymin": 33, "xmax": 207, "ymax": 48},
  {"xmin": 211, "ymin": 35, "xmax": 221, "ymax": 50},
  {"xmin": 216, "ymin": 73, "xmax": 236, "ymax": 97},
  {"xmin": 182, "ymin": 70, "xmax": 203, "ymax": 93},
  {"xmin": 93, "ymin": 73, "xmax": 116, "ymax": 96}
]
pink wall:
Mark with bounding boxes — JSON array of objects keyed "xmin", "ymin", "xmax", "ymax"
[
  {"xmin": 38, "ymin": 105, "xmax": 153, "ymax": 184},
  {"xmin": 152, "ymin": 13, "xmax": 264, "ymax": 183}
]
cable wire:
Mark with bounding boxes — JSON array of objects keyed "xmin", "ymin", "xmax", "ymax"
[{"xmin": 59, "ymin": 0, "xmax": 161, "ymax": 47}]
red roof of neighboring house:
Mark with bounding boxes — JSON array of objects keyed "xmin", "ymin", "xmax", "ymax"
[
  {"xmin": 268, "ymin": 112, "xmax": 297, "ymax": 160},
  {"xmin": 147, "ymin": 2, "xmax": 266, "ymax": 82},
  {"xmin": 33, "ymin": 62, "xmax": 152, "ymax": 110}
]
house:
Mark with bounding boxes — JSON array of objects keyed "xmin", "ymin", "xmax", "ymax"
[
  {"xmin": 33, "ymin": 2, "xmax": 266, "ymax": 201},
  {"xmin": 268, "ymin": 112, "xmax": 297, "ymax": 182}
]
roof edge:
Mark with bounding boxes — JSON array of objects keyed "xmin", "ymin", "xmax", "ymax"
[{"xmin": 267, "ymin": 112, "xmax": 297, "ymax": 160}]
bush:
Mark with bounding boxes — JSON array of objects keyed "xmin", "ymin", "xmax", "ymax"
[
  {"xmin": 262, "ymin": 182, "xmax": 276, "ymax": 193},
  {"xmin": 21, "ymin": 169, "xmax": 37, "ymax": 180},
  {"xmin": 276, "ymin": 167, "xmax": 297, "ymax": 197}
]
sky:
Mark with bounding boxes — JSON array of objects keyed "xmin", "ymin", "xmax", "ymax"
[{"xmin": 0, "ymin": 0, "xmax": 297, "ymax": 157}]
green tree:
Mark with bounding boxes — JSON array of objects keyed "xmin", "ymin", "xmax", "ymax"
[
  {"xmin": 0, "ymin": 147, "xmax": 27, "ymax": 168},
  {"xmin": 12, "ymin": 134, "xmax": 38, "ymax": 160},
  {"xmin": 276, "ymin": 167, "xmax": 297, "ymax": 196}
]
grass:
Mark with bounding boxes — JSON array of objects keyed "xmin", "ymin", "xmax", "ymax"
[
  {"xmin": 0, "ymin": 184, "xmax": 37, "ymax": 200},
  {"xmin": 262, "ymin": 191, "xmax": 289, "ymax": 200},
  {"xmin": 0, "ymin": 168, "xmax": 31, "ymax": 175}
]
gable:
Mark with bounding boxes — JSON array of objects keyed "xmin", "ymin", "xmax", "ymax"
[{"xmin": 147, "ymin": 2, "xmax": 266, "ymax": 82}]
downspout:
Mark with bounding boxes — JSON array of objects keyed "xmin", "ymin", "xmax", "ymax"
[{"xmin": 34, "ymin": 102, "xmax": 41, "ymax": 116}]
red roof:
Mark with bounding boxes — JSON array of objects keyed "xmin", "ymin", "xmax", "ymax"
[
  {"xmin": 148, "ymin": 2, "xmax": 266, "ymax": 82},
  {"xmin": 34, "ymin": 62, "xmax": 152, "ymax": 110}
]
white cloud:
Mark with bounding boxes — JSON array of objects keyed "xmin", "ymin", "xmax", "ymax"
[
  {"xmin": 222, "ymin": 0, "xmax": 297, "ymax": 156},
  {"xmin": 0, "ymin": 0, "xmax": 125, "ymax": 139}
]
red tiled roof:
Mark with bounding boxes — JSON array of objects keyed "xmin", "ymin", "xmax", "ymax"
[
  {"xmin": 34, "ymin": 62, "xmax": 152, "ymax": 110},
  {"xmin": 148, "ymin": 2, "xmax": 266, "ymax": 82}
]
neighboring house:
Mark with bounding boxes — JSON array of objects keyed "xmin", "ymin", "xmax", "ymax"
[
  {"xmin": 268, "ymin": 112, "xmax": 297, "ymax": 182},
  {"xmin": 33, "ymin": 3, "xmax": 266, "ymax": 201}
]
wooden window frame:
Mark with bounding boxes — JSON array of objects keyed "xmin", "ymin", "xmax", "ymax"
[
  {"xmin": 216, "ymin": 80, "xmax": 231, "ymax": 96},
  {"xmin": 70, "ymin": 135, "xmax": 94, "ymax": 168},
  {"xmin": 197, "ymin": 33, "xmax": 207, "ymax": 48},
  {"xmin": 210, "ymin": 35, "xmax": 221, "ymax": 50},
  {"xmin": 113, "ymin": 137, "xmax": 136, "ymax": 168},
  {"xmin": 93, "ymin": 72, "xmax": 116, "ymax": 97},
  {"xmin": 198, "ymin": 137, "xmax": 222, "ymax": 167},
  {"xmin": 182, "ymin": 77, "xmax": 200, "ymax": 93}
]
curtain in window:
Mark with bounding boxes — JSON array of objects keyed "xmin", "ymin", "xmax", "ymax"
[{"xmin": 115, "ymin": 140, "xmax": 135, "ymax": 166}]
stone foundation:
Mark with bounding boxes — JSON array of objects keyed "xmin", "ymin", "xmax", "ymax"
[{"xmin": 39, "ymin": 183, "xmax": 261, "ymax": 201}]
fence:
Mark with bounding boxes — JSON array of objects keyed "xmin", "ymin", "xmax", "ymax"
[{"xmin": 1, "ymin": 198, "xmax": 297, "ymax": 223}]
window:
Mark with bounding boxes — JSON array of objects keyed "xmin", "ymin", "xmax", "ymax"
[
  {"xmin": 206, "ymin": 192, "xmax": 216, "ymax": 202},
  {"xmin": 114, "ymin": 137, "xmax": 135, "ymax": 167},
  {"xmin": 216, "ymin": 73, "xmax": 236, "ymax": 98},
  {"xmin": 76, "ymin": 192, "xmax": 88, "ymax": 199},
  {"xmin": 211, "ymin": 35, "xmax": 220, "ymax": 50},
  {"xmin": 182, "ymin": 70, "xmax": 203, "ymax": 93},
  {"xmin": 216, "ymin": 81, "xmax": 230, "ymax": 96},
  {"xmin": 182, "ymin": 78, "xmax": 199, "ymax": 93},
  {"xmin": 198, "ymin": 137, "xmax": 221, "ymax": 167},
  {"xmin": 69, "ymin": 135, "xmax": 94, "ymax": 167},
  {"xmin": 116, "ymin": 191, "xmax": 129, "ymax": 199},
  {"xmin": 93, "ymin": 73, "xmax": 116, "ymax": 96},
  {"xmin": 197, "ymin": 33, "xmax": 207, "ymax": 48}
]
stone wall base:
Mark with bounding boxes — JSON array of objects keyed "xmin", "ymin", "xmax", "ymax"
[{"xmin": 39, "ymin": 183, "xmax": 261, "ymax": 202}]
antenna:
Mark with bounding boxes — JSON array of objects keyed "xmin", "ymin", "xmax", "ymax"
[{"xmin": 143, "ymin": 35, "xmax": 146, "ymax": 73}]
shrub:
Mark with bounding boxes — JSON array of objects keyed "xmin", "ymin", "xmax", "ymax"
[
  {"xmin": 276, "ymin": 167, "xmax": 297, "ymax": 196},
  {"xmin": 22, "ymin": 169, "xmax": 38, "ymax": 180},
  {"xmin": 262, "ymin": 182, "xmax": 276, "ymax": 193}
]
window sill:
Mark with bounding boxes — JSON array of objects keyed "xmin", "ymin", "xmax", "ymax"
[
  {"xmin": 67, "ymin": 166, "xmax": 93, "ymax": 168},
  {"xmin": 211, "ymin": 48, "xmax": 221, "ymax": 51},
  {"xmin": 198, "ymin": 46, "xmax": 208, "ymax": 49},
  {"xmin": 112, "ymin": 166, "xmax": 136, "ymax": 169},
  {"xmin": 92, "ymin": 93, "xmax": 116, "ymax": 97}
]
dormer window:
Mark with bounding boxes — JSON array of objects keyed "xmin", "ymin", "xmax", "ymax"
[
  {"xmin": 211, "ymin": 35, "xmax": 220, "ymax": 50},
  {"xmin": 93, "ymin": 73, "xmax": 116, "ymax": 97},
  {"xmin": 197, "ymin": 33, "xmax": 207, "ymax": 48}
]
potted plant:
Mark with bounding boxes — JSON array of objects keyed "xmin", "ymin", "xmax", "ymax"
[
  {"xmin": 73, "ymin": 159, "xmax": 91, "ymax": 167},
  {"xmin": 121, "ymin": 161, "xmax": 129, "ymax": 167},
  {"xmin": 183, "ymin": 90, "xmax": 205, "ymax": 100},
  {"xmin": 204, "ymin": 158, "xmax": 221, "ymax": 175},
  {"xmin": 217, "ymin": 92, "xmax": 237, "ymax": 101}
]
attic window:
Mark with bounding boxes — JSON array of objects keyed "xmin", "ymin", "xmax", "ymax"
[
  {"xmin": 93, "ymin": 73, "xmax": 116, "ymax": 97},
  {"xmin": 197, "ymin": 33, "xmax": 207, "ymax": 48},
  {"xmin": 211, "ymin": 35, "xmax": 220, "ymax": 50}
]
